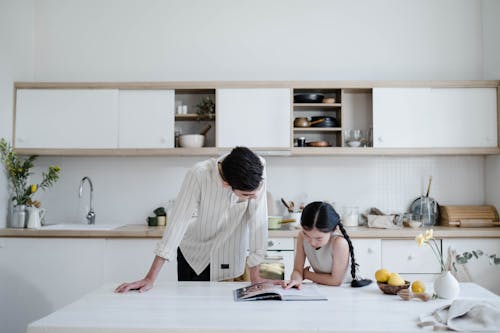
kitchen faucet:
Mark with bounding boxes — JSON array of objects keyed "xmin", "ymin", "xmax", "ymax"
[{"xmin": 79, "ymin": 176, "xmax": 95, "ymax": 224}]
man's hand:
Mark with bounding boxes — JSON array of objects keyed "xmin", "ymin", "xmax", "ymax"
[{"xmin": 114, "ymin": 278, "xmax": 154, "ymax": 293}]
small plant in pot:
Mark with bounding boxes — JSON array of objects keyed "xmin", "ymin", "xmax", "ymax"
[{"xmin": 195, "ymin": 97, "xmax": 215, "ymax": 119}]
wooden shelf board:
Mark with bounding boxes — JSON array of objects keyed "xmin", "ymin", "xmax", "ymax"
[
  {"xmin": 293, "ymin": 127, "xmax": 342, "ymax": 132},
  {"xmin": 175, "ymin": 114, "xmax": 215, "ymax": 121},
  {"xmin": 293, "ymin": 103, "xmax": 341, "ymax": 107}
]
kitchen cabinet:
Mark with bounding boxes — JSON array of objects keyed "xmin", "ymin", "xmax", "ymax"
[
  {"xmin": 381, "ymin": 239, "xmax": 442, "ymax": 280},
  {"xmin": 442, "ymin": 238, "xmax": 500, "ymax": 294},
  {"xmin": 0, "ymin": 238, "xmax": 106, "ymax": 333},
  {"xmin": 118, "ymin": 90, "xmax": 175, "ymax": 148},
  {"xmin": 15, "ymin": 89, "xmax": 119, "ymax": 148},
  {"xmin": 216, "ymin": 88, "xmax": 291, "ymax": 149},
  {"xmin": 373, "ymin": 87, "xmax": 498, "ymax": 148},
  {"xmin": 352, "ymin": 239, "xmax": 381, "ymax": 279}
]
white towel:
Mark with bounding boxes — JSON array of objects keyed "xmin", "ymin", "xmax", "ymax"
[
  {"xmin": 367, "ymin": 214, "xmax": 400, "ymax": 229},
  {"xmin": 418, "ymin": 299, "xmax": 500, "ymax": 331}
]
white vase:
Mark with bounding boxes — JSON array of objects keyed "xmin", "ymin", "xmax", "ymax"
[{"xmin": 434, "ymin": 270, "xmax": 460, "ymax": 299}]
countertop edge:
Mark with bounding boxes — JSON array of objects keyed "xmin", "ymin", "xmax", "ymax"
[{"xmin": 1, "ymin": 225, "xmax": 500, "ymax": 239}]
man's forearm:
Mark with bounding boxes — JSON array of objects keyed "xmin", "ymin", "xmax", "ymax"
[{"xmin": 145, "ymin": 255, "xmax": 166, "ymax": 282}]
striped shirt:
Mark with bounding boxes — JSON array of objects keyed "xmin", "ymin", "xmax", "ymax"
[{"xmin": 155, "ymin": 155, "xmax": 268, "ymax": 281}]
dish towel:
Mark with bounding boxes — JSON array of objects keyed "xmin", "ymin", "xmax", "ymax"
[
  {"xmin": 418, "ymin": 299, "xmax": 500, "ymax": 331},
  {"xmin": 367, "ymin": 214, "xmax": 400, "ymax": 229}
]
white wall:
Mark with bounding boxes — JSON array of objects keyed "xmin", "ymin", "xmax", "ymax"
[
  {"xmin": 0, "ymin": 0, "xmax": 34, "ymax": 227},
  {"xmin": 483, "ymin": 0, "xmax": 500, "ymax": 209},
  {"xmin": 1, "ymin": 0, "xmax": 497, "ymax": 228},
  {"xmin": 34, "ymin": 0, "xmax": 483, "ymax": 81}
]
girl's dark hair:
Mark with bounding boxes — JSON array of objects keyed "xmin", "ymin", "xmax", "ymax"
[
  {"xmin": 301, "ymin": 201, "xmax": 372, "ymax": 288},
  {"xmin": 220, "ymin": 147, "xmax": 263, "ymax": 191}
]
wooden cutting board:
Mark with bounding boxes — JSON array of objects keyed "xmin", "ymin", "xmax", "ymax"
[{"xmin": 440, "ymin": 205, "xmax": 499, "ymax": 227}]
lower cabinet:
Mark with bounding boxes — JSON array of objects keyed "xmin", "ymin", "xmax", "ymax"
[
  {"xmin": 352, "ymin": 239, "xmax": 381, "ymax": 280},
  {"xmin": 442, "ymin": 239, "xmax": 500, "ymax": 295},
  {"xmin": 381, "ymin": 239, "xmax": 442, "ymax": 281}
]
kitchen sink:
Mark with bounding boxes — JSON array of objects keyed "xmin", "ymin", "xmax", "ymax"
[{"xmin": 41, "ymin": 224, "xmax": 122, "ymax": 231}]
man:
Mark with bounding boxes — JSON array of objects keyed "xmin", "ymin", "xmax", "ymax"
[{"xmin": 115, "ymin": 147, "xmax": 268, "ymax": 293}]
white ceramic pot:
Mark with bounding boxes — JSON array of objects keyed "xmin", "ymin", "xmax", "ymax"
[
  {"xmin": 179, "ymin": 134, "xmax": 204, "ymax": 148},
  {"xmin": 433, "ymin": 270, "xmax": 460, "ymax": 299}
]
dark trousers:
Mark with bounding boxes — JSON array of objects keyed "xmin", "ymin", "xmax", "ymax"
[{"xmin": 177, "ymin": 248, "xmax": 210, "ymax": 281}]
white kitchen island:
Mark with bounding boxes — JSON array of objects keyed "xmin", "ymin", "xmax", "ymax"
[{"xmin": 27, "ymin": 282, "xmax": 499, "ymax": 333}]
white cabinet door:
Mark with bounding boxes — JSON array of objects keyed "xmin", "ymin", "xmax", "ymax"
[
  {"xmin": 373, "ymin": 88, "xmax": 497, "ymax": 148},
  {"xmin": 0, "ymin": 238, "xmax": 105, "ymax": 333},
  {"xmin": 118, "ymin": 90, "xmax": 175, "ymax": 148},
  {"xmin": 442, "ymin": 239, "xmax": 500, "ymax": 294},
  {"xmin": 352, "ymin": 239, "xmax": 381, "ymax": 280},
  {"xmin": 104, "ymin": 239, "xmax": 177, "ymax": 283},
  {"xmin": 216, "ymin": 88, "xmax": 291, "ymax": 148},
  {"xmin": 15, "ymin": 89, "xmax": 119, "ymax": 148},
  {"xmin": 381, "ymin": 239, "xmax": 442, "ymax": 274}
]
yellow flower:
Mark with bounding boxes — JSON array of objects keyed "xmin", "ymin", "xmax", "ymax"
[
  {"xmin": 424, "ymin": 229, "xmax": 434, "ymax": 241},
  {"xmin": 31, "ymin": 184, "xmax": 37, "ymax": 193},
  {"xmin": 415, "ymin": 233, "xmax": 425, "ymax": 246}
]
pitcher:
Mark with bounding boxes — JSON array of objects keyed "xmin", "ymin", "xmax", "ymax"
[{"xmin": 26, "ymin": 207, "xmax": 46, "ymax": 229}]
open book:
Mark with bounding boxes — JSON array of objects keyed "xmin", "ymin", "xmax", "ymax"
[{"xmin": 233, "ymin": 282, "xmax": 327, "ymax": 301}]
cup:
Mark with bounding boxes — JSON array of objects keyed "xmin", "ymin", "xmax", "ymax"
[
  {"xmin": 297, "ymin": 137, "xmax": 306, "ymax": 147},
  {"xmin": 267, "ymin": 216, "xmax": 282, "ymax": 230}
]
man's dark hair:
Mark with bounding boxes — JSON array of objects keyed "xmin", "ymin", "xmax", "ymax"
[{"xmin": 220, "ymin": 147, "xmax": 263, "ymax": 191}]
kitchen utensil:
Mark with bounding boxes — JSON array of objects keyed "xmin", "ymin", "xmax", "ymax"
[
  {"xmin": 179, "ymin": 134, "xmax": 204, "ymax": 148},
  {"xmin": 199, "ymin": 124, "xmax": 212, "ymax": 136},
  {"xmin": 397, "ymin": 289, "xmax": 430, "ymax": 302},
  {"xmin": 281, "ymin": 198, "xmax": 293, "ymax": 213},
  {"xmin": 409, "ymin": 176, "xmax": 439, "ymax": 226},
  {"xmin": 294, "ymin": 117, "xmax": 325, "ymax": 128},
  {"xmin": 309, "ymin": 116, "xmax": 338, "ymax": 128},
  {"xmin": 307, "ymin": 140, "xmax": 330, "ymax": 147},
  {"xmin": 322, "ymin": 97, "xmax": 335, "ymax": 104},
  {"xmin": 294, "ymin": 93, "xmax": 324, "ymax": 103},
  {"xmin": 440, "ymin": 205, "xmax": 499, "ymax": 227},
  {"xmin": 267, "ymin": 216, "xmax": 282, "ymax": 230}
]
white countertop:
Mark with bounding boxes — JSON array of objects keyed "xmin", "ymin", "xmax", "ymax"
[{"xmin": 28, "ymin": 281, "xmax": 499, "ymax": 333}]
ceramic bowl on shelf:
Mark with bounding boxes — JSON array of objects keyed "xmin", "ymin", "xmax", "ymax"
[
  {"xmin": 179, "ymin": 134, "xmax": 204, "ymax": 148},
  {"xmin": 377, "ymin": 281, "xmax": 410, "ymax": 295},
  {"xmin": 347, "ymin": 141, "xmax": 361, "ymax": 147}
]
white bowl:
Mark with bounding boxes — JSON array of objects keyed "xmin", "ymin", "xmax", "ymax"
[
  {"xmin": 180, "ymin": 134, "xmax": 204, "ymax": 148},
  {"xmin": 347, "ymin": 141, "xmax": 361, "ymax": 147}
]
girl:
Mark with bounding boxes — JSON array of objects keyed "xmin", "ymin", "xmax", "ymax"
[{"xmin": 284, "ymin": 201, "xmax": 371, "ymax": 289}]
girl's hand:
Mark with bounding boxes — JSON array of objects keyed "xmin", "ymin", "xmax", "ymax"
[{"xmin": 282, "ymin": 279, "xmax": 302, "ymax": 289}]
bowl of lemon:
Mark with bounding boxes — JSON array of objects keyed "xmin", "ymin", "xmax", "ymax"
[{"xmin": 375, "ymin": 268, "xmax": 410, "ymax": 295}]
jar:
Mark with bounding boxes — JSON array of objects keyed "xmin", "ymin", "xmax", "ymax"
[
  {"xmin": 342, "ymin": 206, "xmax": 359, "ymax": 227},
  {"xmin": 11, "ymin": 204, "xmax": 27, "ymax": 228}
]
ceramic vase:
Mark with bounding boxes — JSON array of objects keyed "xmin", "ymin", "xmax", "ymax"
[
  {"xmin": 10, "ymin": 204, "xmax": 27, "ymax": 228},
  {"xmin": 433, "ymin": 270, "xmax": 460, "ymax": 299}
]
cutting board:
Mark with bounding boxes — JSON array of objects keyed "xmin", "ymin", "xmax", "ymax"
[{"xmin": 440, "ymin": 205, "xmax": 499, "ymax": 227}]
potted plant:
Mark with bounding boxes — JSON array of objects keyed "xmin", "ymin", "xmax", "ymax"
[
  {"xmin": 195, "ymin": 97, "xmax": 215, "ymax": 119},
  {"xmin": 0, "ymin": 138, "xmax": 60, "ymax": 227}
]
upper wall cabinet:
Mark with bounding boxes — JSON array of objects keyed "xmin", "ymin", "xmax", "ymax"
[
  {"xmin": 118, "ymin": 90, "xmax": 175, "ymax": 148},
  {"xmin": 216, "ymin": 88, "xmax": 291, "ymax": 149},
  {"xmin": 16, "ymin": 89, "xmax": 119, "ymax": 148},
  {"xmin": 373, "ymin": 88, "xmax": 498, "ymax": 148}
]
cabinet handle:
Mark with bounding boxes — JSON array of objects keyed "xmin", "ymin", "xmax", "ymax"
[
  {"xmin": 367, "ymin": 248, "xmax": 373, "ymax": 254},
  {"xmin": 160, "ymin": 136, "xmax": 167, "ymax": 143},
  {"xmin": 268, "ymin": 240, "xmax": 274, "ymax": 247},
  {"xmin": 17, "ymin": 137, "xmax": 25, "ymax": 143},
  {"xmin": 377, "ymin": 137, "xmax": 383, "ymax": 143},
  {"xmin": 407, "ymin": 255, "xmax": 413, "ymax": 261}
]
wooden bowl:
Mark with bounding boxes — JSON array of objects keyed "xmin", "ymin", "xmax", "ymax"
[
  {"xmin": 377, "ymin": 281, "xmax": 410, "ymax": 295},
  {"xmin": 307, "ymin": 140, "xmax": 330, "ymax": 147}
]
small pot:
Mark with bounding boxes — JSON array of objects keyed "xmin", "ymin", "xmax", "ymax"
[{"xmin": 294, "ymin": 117, "xmax": 325, "ymax": 128}]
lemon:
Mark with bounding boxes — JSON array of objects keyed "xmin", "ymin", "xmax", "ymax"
[
  {"xmin": 374, "ymin": 268, "xmax": 391, "ymax": 283},
  {"xmin": 387, "ymin": 272, "xmax": 406, "ymax": 286},
  {"xmin": 411, "ymin": 280, "xmax": 426, "ymax": 293}
]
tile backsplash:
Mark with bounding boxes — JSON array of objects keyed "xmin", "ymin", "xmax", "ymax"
[{"xmin": 11, "ymin": 154, "xmax": 485, "ymax": 227}]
